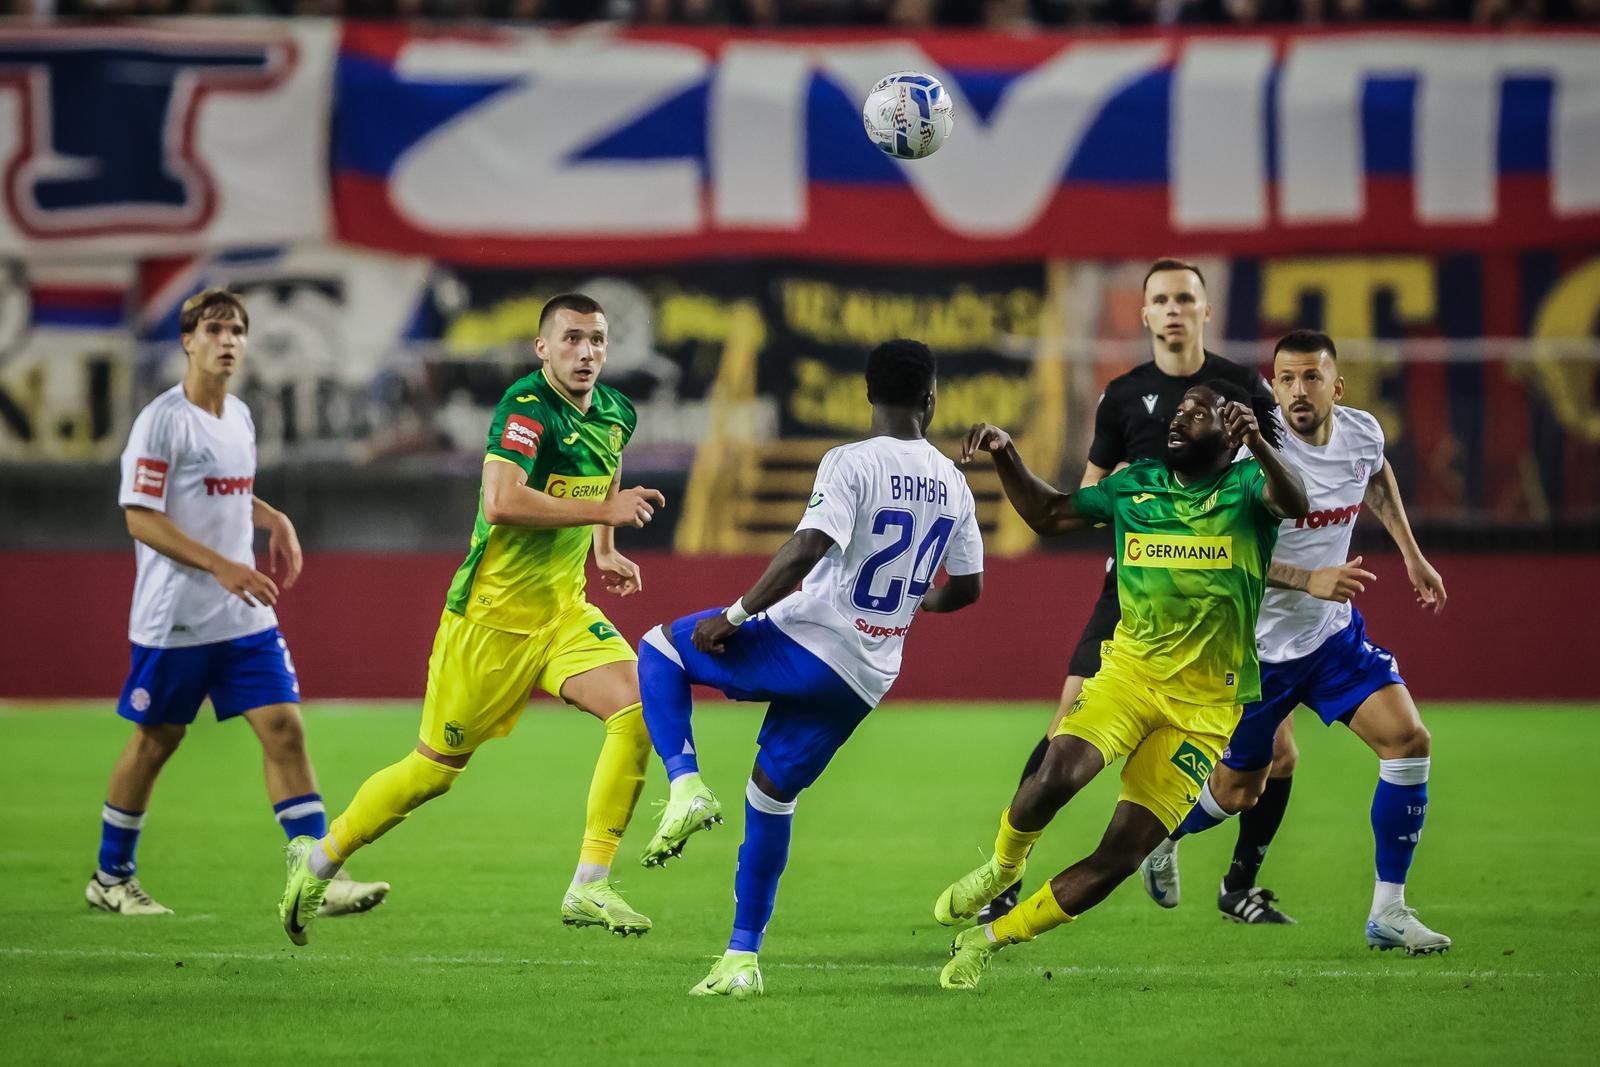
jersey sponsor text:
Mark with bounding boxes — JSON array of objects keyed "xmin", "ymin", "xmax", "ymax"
[
  {"xmin": 501, "ymin": 415, "xmax": 543, "ymax": 458},
  {"xmin": 1122, "ymin": 533, "xmax": 1234, "ymax": 569}
]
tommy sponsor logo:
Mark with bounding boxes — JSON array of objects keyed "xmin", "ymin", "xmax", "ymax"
[
  {"xmin": 1122, "ymin": 533, "xmax": 1233, "ymax": 569},
  {"xmin": 501, "ymin": 415, "xmax": 543, "ymax": 458},
  {"xmin": 203, "ymin": 475, "xmax": 254, "ymax": 496},
  {"xmin": 544, "ymin": 473, "xmax": 611, "ymax": 500},
  {"xmin": 855, "ymin": 618, "xmax": 911, "ymax": 639},
  {"xmin": 132, "ymin": 458, "xmax": 169, "ymax": 497},
  {"xmin": 1294, "ymin": 503, "xmax": 1361, "ymax": 529}
]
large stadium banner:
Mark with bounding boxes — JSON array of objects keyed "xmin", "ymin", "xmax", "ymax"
[
  {"xmin": 333, "ymin": 24, "xmax": 1600, "ymax": 265},
  {"xmin": 0, "ymin": 19, "xmax": 335, "ymax": 258}
]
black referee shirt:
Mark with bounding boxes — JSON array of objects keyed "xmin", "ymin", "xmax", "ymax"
[{"xmin": 1086, "ymin": 350, "xmax": 1273, "ymax": 471}]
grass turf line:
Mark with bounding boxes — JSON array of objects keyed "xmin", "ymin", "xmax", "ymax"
[{"xmin": 3, "ymin": 702, "xmax": 1597, "ymax": 1065}]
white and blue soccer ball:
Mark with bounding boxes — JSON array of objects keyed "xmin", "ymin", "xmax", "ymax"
[{"xmin": 861, "ymin": 71, "xmax": 954, "ymax": 161}]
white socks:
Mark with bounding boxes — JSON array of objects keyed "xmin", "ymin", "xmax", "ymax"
[
  {"xmin": 307, "ymin": 839, "xmax": 343, "ymax": 880},
  {"xmin": 1372, "ymin": 880, "xmax": 1405, "ymax": 915},
  {"xmin": 571, "ymin": 863, "xmax": 610, "ymax": 888}
]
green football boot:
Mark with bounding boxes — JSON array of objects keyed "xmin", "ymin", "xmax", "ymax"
[
  {"xmin": 689, "ymin": 951, "xmax": 763, "ymax": 998},
  {"xmin": 561, "ymin": 878, "xmax": 653, "ymax": 936},
  {"xmin": 278, "ymin": 836, "xmax": 332, "ymax": 947},
  {"xmin": 934, "ymin": 856, "xmax": 1025, "ymax": 926},
  {"xmin": 640, "ymin": 775, "xmax": 723, "ymax": 868},
  {"xmin": 940, "ymin": 926, "xmax": 1006, "ymax": 990}
]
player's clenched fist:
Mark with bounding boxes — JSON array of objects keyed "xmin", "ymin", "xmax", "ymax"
[
  {"xmin": 603, "ymin": 486, "xmax": 666, "ymax": 528},
  {"xmin": 213, "ymin": 558, "xmax": 279, "ymax": 607},
  {"xmin": 1220, "ymin": 401, "xmax": 1261, "ymax": 448},
  {"xmin": 960, "ymin": 423, "xmax": 1013, "ymax": 464}
]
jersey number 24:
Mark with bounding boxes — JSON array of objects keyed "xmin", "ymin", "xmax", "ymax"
[{"xmin": 852, "ymin": 508, "xmax": 955, "ymax": 615}]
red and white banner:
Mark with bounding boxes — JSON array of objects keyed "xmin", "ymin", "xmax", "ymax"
[
  {"xmin": 0, "ymin": 19, "xmax": 334, "ymax": 257},
  {"xmin": 333, "ymin": 24, "xmax": 1600, "ymax": 265}
]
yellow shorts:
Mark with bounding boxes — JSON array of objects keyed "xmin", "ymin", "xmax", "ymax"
[
  {"xmin": 419, "ymin": 602, "xmax": 636, "ymax": 754},
  {"xmin": 1053, "ymin": 649, "xmax": 1241, "ymax": 832}
]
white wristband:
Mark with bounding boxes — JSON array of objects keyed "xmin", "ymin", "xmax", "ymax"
[{"xmin": 725, "ymin": 598, "xmax": 751, "ymax": 627}]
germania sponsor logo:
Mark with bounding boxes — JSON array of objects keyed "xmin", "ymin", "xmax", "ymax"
[
  {"xmin": 1294, "ymin": 503, "xmax": 1361, "ymax": 529},
  {"xmin": 855, "ymin": 618, "xmax": 911, "ymax": 639},
  {"xmin": 203, "ymin": 475, "xmax": 254, "ymax": 496},
  {"xmin": 1122, "ymin": 534, "xmax": 1233, "ymax": 569},
  {"xmin": 501, "ymin": 415, "xmax": 542, "ymax": 458},
  {"xmin": 132, "ymin": 458, "xmax": 168, "ymax": 497},
  {"xmin": 544, "ymin": 473, "xmax": 612, "ymax": 500}
]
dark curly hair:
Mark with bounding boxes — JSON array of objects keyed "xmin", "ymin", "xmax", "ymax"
[{"xmin": 865, "ymin": 339, "xmax": 936, "ymax": 407}]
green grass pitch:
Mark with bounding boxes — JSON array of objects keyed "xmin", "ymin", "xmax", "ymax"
[{"xmin": 4, "ymin": 701, "xmax": 1598, "ymax": 1065}]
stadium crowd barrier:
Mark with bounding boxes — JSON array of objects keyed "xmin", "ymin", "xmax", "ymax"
[{"xmin": 1, "ymin": 551, "xmax": 1591, "ymax": 702}]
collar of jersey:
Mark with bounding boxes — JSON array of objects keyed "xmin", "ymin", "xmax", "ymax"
[{"xmin": 539, "ymin": 368, "xmax": 596, "ymax": 418}]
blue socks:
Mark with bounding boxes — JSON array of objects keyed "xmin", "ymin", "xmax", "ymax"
[
  {"xmin": 272, "ymin": 792, "xmax": 327, "ymax": 841},
  {"xmin": 730, "ymin": 780, "xmax": 796, "ymax": 954},
  {"xmin": 640, "ymin": 630, "xmax": 700, "ymax": 781},
  {"xmin": 97, "ymin": 802, "xmax": 144, "ymax": 883},
  {"xmin": 1372, "ymin": 757, "xmax": 1429, "ymax": 885},
  {"xmin": 1169, "ymin": 781, "xmax": 1235, "ymax": 842}
]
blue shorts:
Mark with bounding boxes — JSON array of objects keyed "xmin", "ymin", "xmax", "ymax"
[
  {"xmin": 664, "ymin": 608, "xmax": 873, "ymax": 797},
  {"xmin": 1221, "ymin": 609, "xmax": 1404, "ymax": 772},
  {"xmin": 115, "ymin": 626, "xmax": 301, "ymax": 727}
]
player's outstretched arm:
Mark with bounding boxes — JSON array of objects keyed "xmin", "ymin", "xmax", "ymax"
[
  {"xmin": 593, "ymin": 475, "xmax": 643, "ymax": 597},
  {"xmin": 691, "ymin": 529, "xmax": 836, "ymax": 653},
  {"xmin": 481, "ymin": 458, "xmax": 664, "ymax": 530},
  {"xmin": 1269, "ymin": 557, "xmax": 1378, "ymax": 603},
  {"xmin": 1363, "ymin": 460, "xmax": 1447, "ymax": 615},
  {"xmin": 1222, "ymin": 403, "xmax": 1309, "ymax": 520},
  {"xmin": 960, "ymin": 423, "xmax": 1085, "ymax": 536},
  {"xmin": 253, "ymin": 496, "xmax": 302, "ymax": 591},
  {"xmin": 125, "ymin": 506, "xmax": 279, "ymax": 608},
  {"xmin": 920, "ymin": 572, "xmax": 982, "ymax": 614}
]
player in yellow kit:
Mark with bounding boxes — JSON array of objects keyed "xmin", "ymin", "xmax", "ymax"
[{"xmin": 276, "ymin": 293, "xmax": 668, "ymax": 945}]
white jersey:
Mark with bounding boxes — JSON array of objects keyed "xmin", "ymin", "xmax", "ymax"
[
  {"xmin": 118, "ymin": 385, "xmax": 276, "ymax": 648},
  {"xmin": 1254, "ymin": 405, "xmax": 1386, "ymax": 663},
  {"xmin": 764, "ymin": 436, "xmax": 984, "ymax": 705}
]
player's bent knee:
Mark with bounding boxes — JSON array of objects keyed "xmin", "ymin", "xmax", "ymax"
[
  {"xmin": 405, "ymin": 751, "xmax": 462, "ymax": 806},
  {"xmin": 135, "ymin": 723, "xmax": 185, "ymax": 758}
]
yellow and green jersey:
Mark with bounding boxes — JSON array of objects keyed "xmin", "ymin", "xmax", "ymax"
[
  {"xmin": 445, "ymin": 369, "xmax": 637, "ymax": 634},
  {"xmin": 1071, "ymin": 458, "xmax": 1279, "ymax": 705}
]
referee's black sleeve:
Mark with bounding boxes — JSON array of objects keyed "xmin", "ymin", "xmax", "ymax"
[{"xmin": 1086, "ymin": 389, "xmax": 1123, "ymax": 472}]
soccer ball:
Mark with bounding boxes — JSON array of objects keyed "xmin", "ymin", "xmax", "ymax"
[{"xmin": 861, "ymin": 71, "xmax": 954, "ymax": 161}]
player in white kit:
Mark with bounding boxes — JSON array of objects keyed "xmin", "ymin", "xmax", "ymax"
[
  {"xmin": 86, "ymin": 289, "xmax": 388, "ymax": 918},
  {"xmin": 633, "ymin": 340, "xmax": 984, "ymax": 997},
  {"xmin": 1138, "ymin": 330, "xmax": 1450, "ymax": 954}
]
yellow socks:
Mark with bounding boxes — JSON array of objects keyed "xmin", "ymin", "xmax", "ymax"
[
  {"xmin": 579, "ymin": 703, "xmax": 649, "ymax": 869},
  {"xmin": 994, "ymin": 807, "xmax": 1043, "ymax": 870},
  {"xmin": 327, "ymin": 750, "xmax": 462, "ymax": 861},
  {"xmin": 990, "ymin": 883, "xmax": 1075, "ymax": 945}
]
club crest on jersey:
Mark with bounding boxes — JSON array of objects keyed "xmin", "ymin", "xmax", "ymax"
[
  {"xmin": 1142, "ymin": 394, "xmax": 1159, "ymax": 415},
  {"xmin": 0, "ymin": 37, "xmax": 290, "ymax": 237},
  {"xmin": 608, "ymin": 424, "xmax": 623, "ymax": 452},
  {"xmin": 1354, "ymin": 460, "xmax": 1368, "ymax": 481}
]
